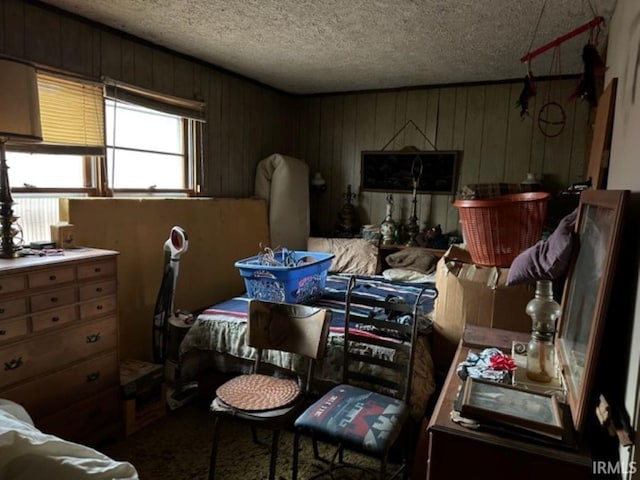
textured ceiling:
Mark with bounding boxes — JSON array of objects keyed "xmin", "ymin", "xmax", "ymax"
[{"xmin": 40, "ymin": 0, "xmax": 617, "ymax": 94}]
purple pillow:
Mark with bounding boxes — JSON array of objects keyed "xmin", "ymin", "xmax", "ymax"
[{"xmin": 506, "ymin": 209, "xmax": 577, "ymax": 286}]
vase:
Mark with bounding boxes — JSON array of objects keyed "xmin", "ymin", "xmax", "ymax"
[
  {"xmin": 380, "ymin": 194, "xmax": 397, "ymax": 245},
  {"xmin": 525, "ymin": 280, "xmax": 561, "ymax": 383}
]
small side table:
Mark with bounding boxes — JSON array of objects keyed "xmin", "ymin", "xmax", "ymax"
[{"xmin": 426, "ymin": 326, "xmax": 591, "ymax": 479}]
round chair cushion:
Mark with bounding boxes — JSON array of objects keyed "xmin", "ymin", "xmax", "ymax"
[{"xmin": 216, "ymin": 374, "xmax": 300, "ymax": 411}]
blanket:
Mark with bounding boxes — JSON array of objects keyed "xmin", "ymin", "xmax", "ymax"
[
  {"xmin": 180, "ymin": 274, "xmax": 438, "ymax": 418},
  {"xmin": 0, "ymin": 399, "xmax": 138, "ymax": 480}
]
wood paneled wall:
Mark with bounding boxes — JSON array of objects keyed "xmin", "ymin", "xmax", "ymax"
[
  {"xmin": 0, "ymin": 0, "xmax": 296, "ymax": 197},
  {"xmin": 2, "ymin": 1, "xmax": 592, "ymax": 239},
  {"xmin": 59, "ymin": 198, "xmax": 270, "ymax": 361},
  {"xmin": 294, "ymin": 81, "xmax": 591, "ymax": 236}
]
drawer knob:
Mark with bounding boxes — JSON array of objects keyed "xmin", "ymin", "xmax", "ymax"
[
  {"xmin": 94, "ymin": 267, "xmax": 102, "ymax": 273},
  {"xmin": 86, "ymin": 371, "xmax": 101, "ymax": 383},
  {"xmin": 51, "ymin": 316, "xmax": 60, "ymax": 323},
  {"xmin": 96, "ymin": 287, "xmax": 103, "ymax": 293},
  {"xmin": 50, "ymin": 297, "xmax": 58, "ymax": 303},
  {"xmin": 96, "ymin": 304, "xmax": 103, "ymax": 311},
  {"xmin": 4, "ymin": 357, "xmax": 23, "ymax": 371},
  {"xmin": 49, "ymin": 275, "xmax": 57, "ymax": 281},
  {"xmin": 0, "ymin": 329, "xmax": 5, "ymax": 335},
  {"xmin": 0, "ymin": 308, "xmax": 4, "ymax": 314},
  {"xmin": 86, "ymin": 333, "xmax": 101, "ymax": 343}
]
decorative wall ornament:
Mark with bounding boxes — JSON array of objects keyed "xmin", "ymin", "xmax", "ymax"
[{"xmin": 360, "ymin": 150, "xmax": 459, "ymax": 195}]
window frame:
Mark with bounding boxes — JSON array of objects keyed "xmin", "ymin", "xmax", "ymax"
[{"xmin": 10, "ymin": 95, "xmax": 203, "ymax": 198}]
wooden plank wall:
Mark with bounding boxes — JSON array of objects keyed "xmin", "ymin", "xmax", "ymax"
[
  {"xmin": 59, "ymin": 198, "xmax": 270, "ymax": 361},
  {"xmin": 0, "ymin": 0, "xmax": 296, "ymax": 197},
  {"xmin": 294, "ymin": 82, "xmax": 590, "ymax": 237},
  {"xmin": 1, "ymin": 0, "xmax": 591, "ymax": 239}
]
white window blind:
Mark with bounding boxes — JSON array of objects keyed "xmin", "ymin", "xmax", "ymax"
[{"xmin": 10, "ymin": 72, "xmax": 105, "ymax": 155}]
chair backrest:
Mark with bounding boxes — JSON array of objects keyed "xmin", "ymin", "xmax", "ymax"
[
  {"xmin": 342, "ymin": 275, "xmax": 432, "ymax": 402},
  {"xmin": 247, "ymin": 299, "xmax": 331, "ymax": 388}
]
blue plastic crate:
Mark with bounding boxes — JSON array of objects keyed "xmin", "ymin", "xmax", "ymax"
[{"xmin": 234, "ymin": 250, "xmax": 334, "ymax": 303}]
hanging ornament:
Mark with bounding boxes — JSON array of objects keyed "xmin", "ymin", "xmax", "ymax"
[
  {"xmin": 518, "ymin": 0, "xmax": 605, "ymax": 119},
  {"xmin": 537, "ymin": 46, "xmax": 566, "ymax": 138},
  {"xmin": 516, "ymin": 70, "xmax": 537, "ymax": 118},
  {"xmin": 568, "ymin": 24, "xmax": 608, "ymax": 107},
  {"xmin": 538, "ymin": 101, "xmax": 567, "ymax": 138}
]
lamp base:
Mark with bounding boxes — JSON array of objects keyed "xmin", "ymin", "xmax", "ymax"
[
  {"xmin": 0, "ymin": 141, "xmax": 21, "ymax": 258},
  {"xmin": 0, "ymin": 207, "xmax": 21, "ymax": 258}
]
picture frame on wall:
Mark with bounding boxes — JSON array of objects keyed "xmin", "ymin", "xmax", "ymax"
[{"xmin": 360, "ymin": 150, "xmax": 460, "ymax": 194}]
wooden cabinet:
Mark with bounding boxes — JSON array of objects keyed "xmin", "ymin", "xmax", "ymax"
[
  {"xmin": 426, "ymin": 327, "xmax": 592, "ymax": 479},
  {"xmin": 0, "ymin": 248, "xmax": 120, "ymax": 444}
]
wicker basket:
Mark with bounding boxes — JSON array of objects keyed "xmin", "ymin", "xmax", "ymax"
[{"xmin": 454, "ymin": 192, "xmax": 550, "ymax": 267}]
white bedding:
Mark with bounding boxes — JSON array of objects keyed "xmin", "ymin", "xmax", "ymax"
[{"xmin": 0, "ymin": 399, "xmax": 138, "ymax": 480}]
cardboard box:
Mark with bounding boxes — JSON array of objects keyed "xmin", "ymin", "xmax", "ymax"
[
  {"xmin": 431, "ymin": 245, "xmax": 533, "ymax": 373},
  {"xmin": 50, "ymin": 222, "xmax": 75, "ymax": 249}
]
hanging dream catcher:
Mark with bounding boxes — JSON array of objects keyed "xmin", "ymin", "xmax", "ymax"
[
  {"xmin": 537, "ymin": 45, "xmax": 567, "ymax": 138},
  {"xmin": 518, "ymin": 0, "xmax": 606, "ymax": 136}
]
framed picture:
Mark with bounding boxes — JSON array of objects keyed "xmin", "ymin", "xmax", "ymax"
[
  {"xmin": 556, "ymin": 189, "xmax": 629, "ymax": 432},
  {"xmin": 360, "ymin": 150, "xmax": 460, "ymax": 194},
  {"xmin": 460, "ymin": 378, "xmax": 563, "ymax": 438}
]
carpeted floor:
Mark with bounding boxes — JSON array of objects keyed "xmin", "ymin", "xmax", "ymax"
[{"xmin": 101, "ymin": 398, "xmax": 384, "ymax": 480}]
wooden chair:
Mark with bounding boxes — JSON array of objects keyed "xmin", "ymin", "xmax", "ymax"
[
  {"xmin": 207, "ymin": 299, "xmax": 331, "ymax": 480},
  {"xmin": 292, "ymin": 275, "xmax": 431, "ymax": 480}
]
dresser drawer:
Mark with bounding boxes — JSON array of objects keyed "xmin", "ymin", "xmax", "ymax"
[
  {"xmin": 0, "ymin": 317, "xmax": 29, "ymax": 343},
  {"xmin": 2, "ymin": 350, "xmax": 118, "ymax": 418},
  {"xmin": 0, "ymin": 316, "xmax": 117, "ymax": 389},
  {"xmin": 36, "ymin": 386, "xmax": 122, "ymax": 445},
  {"xmin": 28, "ymin": 267, "xmax": 75, "ymax": 289},
  {"xmin": 79, "ymin": 280, "xmax": 117, "ymax": 301},
  {"xmin": 0, "ymin": 274, "xmax": 26, "ymax": 295},
  {"xmin": 0, "ymin": 297, "xmax": 28, "ymax": 320},
  {"xmin": 30, "ymin": 286, "xmax": 76, "ymax": 312},
  {"xmin": 77, "ymin": 260, "xmax": 116, "ymax": 280},
  {"xmin": 31, "ymin": 305, "xmax": 77, "ymax": 332},
  {"xmin": 79, "ymin": 295, "xmax": 117, "ymax": 320}
]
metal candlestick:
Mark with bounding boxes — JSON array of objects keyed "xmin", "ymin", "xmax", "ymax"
[{"xmin": 404, "ymin": 156, "xmax": 423, "ymax": 247}]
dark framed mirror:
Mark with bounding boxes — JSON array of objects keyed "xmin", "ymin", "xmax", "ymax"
[{"xmin": 556, "ymin": 189, "xmax": 629, "ymax": 432}]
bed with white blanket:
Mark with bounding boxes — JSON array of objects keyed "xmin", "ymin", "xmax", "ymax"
[
  {"xmin": 179, "ymin": 273, "xmax": 438, "ymax": 418},
  {"xmin": 0, "ymin": 399, "xmax": 138, "ymax": 480}
]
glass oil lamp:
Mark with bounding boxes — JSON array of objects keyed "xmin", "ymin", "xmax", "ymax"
[{"xmin": 525, "ymin": 280, "xmax": 561, "ymax": 383}]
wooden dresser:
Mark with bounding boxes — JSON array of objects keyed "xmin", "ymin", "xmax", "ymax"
[{"xmin": 0, "ymin": 248, "xmax": 120, "ymax": 444}]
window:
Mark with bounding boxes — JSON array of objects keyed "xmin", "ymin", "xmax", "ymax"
[
  {"xmin": 105, "ymin": 100, "xmax": 194, "ymax": 192},
  {"xmin": 103, "ymin": 79, "xmax": 205, "ymax": 194},
  {"xmin": 6, "ymin": 72, "xmax": 206, "ymax": 244}
]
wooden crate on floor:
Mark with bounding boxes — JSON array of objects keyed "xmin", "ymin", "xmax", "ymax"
[
  {"xmin": 120, "ymin": 359, "xmax": 166, "ymax": 436},
  {"xmin": 123, "ymin": 383, "xmax": 166, "ymax": 436}
]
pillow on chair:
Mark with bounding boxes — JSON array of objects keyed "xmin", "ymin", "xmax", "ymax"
[{"xmin": 216, "ymin": 374, "xmax": 300, "ymax": 411}]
